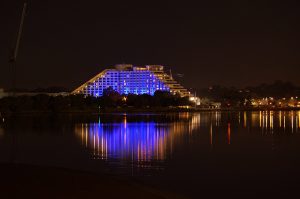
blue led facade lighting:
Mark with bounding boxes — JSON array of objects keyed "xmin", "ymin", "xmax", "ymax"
[{"xmin": 72, "ymin": 64, "xmax": 190, "ymax": 97}]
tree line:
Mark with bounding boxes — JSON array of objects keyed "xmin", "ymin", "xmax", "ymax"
[{"xmin": 0, "ymin": 88, "xmax": 192, "ymax": 113}]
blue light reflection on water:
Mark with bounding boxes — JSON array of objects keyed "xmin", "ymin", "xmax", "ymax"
[
  {"xmin": 75, "ymin": 111, "xmax": 300, "ymax": 167},
  {"xmin": 1, "ymin": 111, "xmax": 300, "ymax": 198},
  {"xmin": 75, "ymin": 113, "xmax": 202, "ymax": 168},
  {"xmin": 86, "ymin": 122, "xmax": 169, "ymax": 161}
]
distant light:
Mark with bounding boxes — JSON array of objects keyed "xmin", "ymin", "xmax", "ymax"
[
  {"xmin": 178, "ymin": 105, "xmax": 190, "ymax": 109},
  {"xmin": 189, "ymin": 97, "xmax": 195, "ymax": 101}
]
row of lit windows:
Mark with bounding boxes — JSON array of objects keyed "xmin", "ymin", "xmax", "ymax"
[{"xmin": 81, "ymin": 70, "xmax": 170, "ymax": 96}]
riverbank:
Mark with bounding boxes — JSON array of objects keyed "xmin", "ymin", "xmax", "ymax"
[
  {"xmin": 0, "ymin": 163, "xmax": 183, "ymax": 199},
  {"xmin": 1, "ymin": 106, "xmax": 300, "ymax": 117}
]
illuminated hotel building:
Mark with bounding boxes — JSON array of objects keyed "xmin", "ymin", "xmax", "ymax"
[{"xmin": 72, "ymin": 64, "xmax": 191, "ymax": 97}]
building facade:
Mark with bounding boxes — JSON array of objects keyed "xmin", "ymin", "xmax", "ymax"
[{"xmin": 72, "ymin": 64, "xmax": 191, "ymax": 97}]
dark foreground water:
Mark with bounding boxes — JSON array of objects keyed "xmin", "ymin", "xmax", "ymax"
[{"xmin": 0, "ymin": 111, "xmax": 300, "ymax": 198}]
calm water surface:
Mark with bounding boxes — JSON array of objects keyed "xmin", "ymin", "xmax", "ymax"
[{"xmin": 0, "ymin": 111, "xmax": 300, "ymax": 198}]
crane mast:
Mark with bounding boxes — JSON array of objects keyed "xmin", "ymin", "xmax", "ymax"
[{"xmin": 10, "ymin": 2, "xmax": 27, "ymax": 94}]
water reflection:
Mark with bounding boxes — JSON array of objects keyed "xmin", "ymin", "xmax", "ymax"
[
  {"xmin": 0, "ymin": 117, "xmax": 4, "ymax": 137},
  {"xmin": 252, "ymin": 111, "xmax": 300, "ymax": 134},
  {"xmin": 74, "ymin": 111, "xmax": 300, "ymax": 169},
  {"xmin": 0, "ymin": 126, "xmax": 4, "ymax": 137},
  {"xmin": 227, "ymin": 123, "xmax": 231, "ymax": 145},
  {"xmin": 78, "ymin": 122, "xmax": 169, "ymax": 162},
  {"xmin": 75, "ymin": 114, "xmax": 201, "ymax": 165}
]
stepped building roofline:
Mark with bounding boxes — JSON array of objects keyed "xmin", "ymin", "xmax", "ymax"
[{"xmin": 72, "ymin": 64, "xmax": 191, "ymax": 97}]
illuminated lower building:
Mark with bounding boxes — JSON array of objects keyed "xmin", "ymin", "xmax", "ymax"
[{"xmin": 72, "ymin": 64, "xmax": 191, "ymax": 97}]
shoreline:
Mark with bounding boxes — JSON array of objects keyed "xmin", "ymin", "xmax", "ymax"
[{"xmin": 1, "ymin": 107, "xmax": 300, "ymax": 116}]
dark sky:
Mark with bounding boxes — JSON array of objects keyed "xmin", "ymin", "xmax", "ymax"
[{"xmin": 1, "ymin": 0, "xmax": 300, "ymax": 90}]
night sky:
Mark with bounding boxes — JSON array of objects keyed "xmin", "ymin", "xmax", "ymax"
[{"xmin": 1, "ymin": 0, "xmax": 300, "ymax": 91}]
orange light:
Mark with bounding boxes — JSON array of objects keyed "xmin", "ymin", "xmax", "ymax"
[{"xmin": 227, "ymin": 123, "xmax": 231, "ymax": 145}]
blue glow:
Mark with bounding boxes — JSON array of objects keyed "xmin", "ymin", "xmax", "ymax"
[
  {"xmin": 77, "ymin": 121, "xmax": 170, "ymax": 161},
  {"xmin": 74, "ymin": 114, "xmax": 202, "ymax": 163},
  {"xmin": 83, "ymin": 69, "xmax": 170, "ymax": 97}
]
